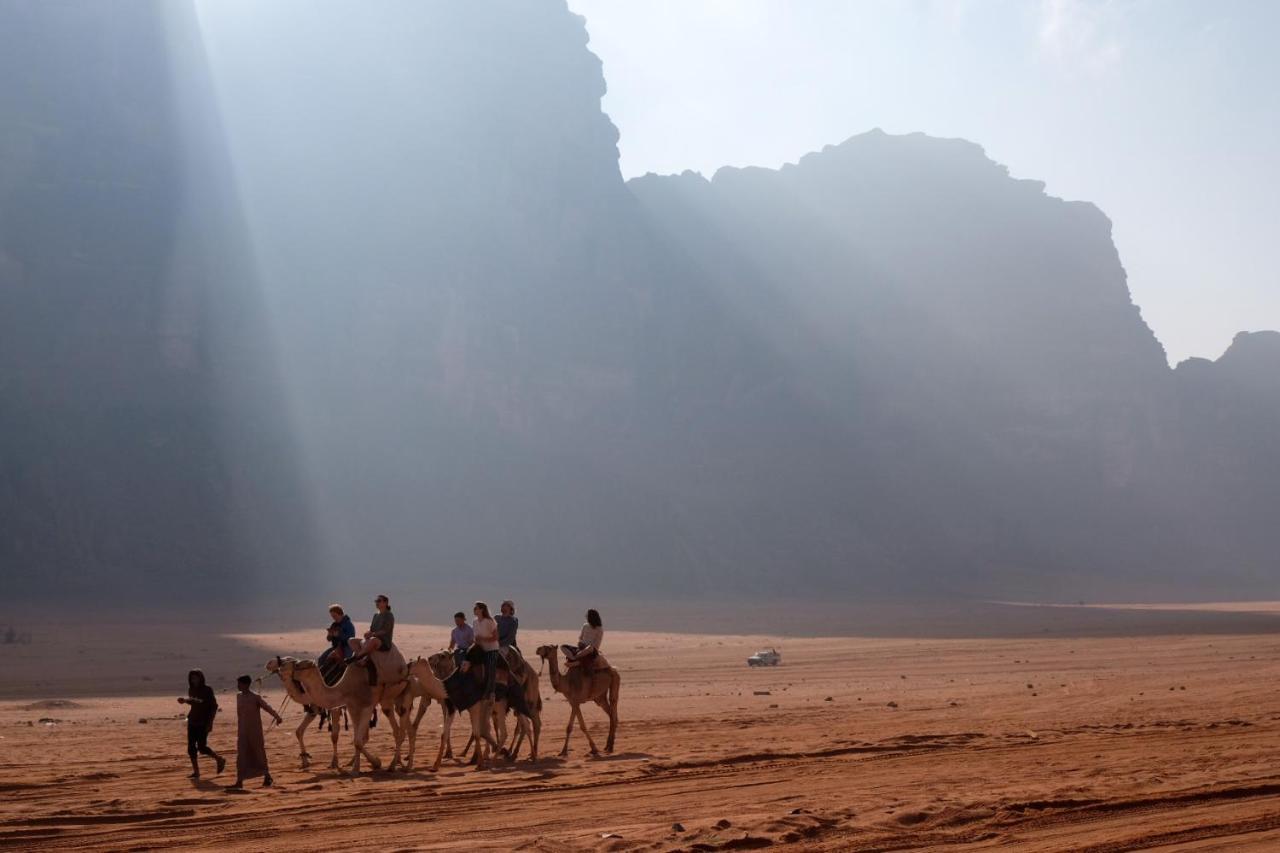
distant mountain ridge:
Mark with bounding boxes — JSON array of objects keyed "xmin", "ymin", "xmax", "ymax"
[{"xmin": 0, "ymin": 0, "xmax": 1276, "ymax": 604}]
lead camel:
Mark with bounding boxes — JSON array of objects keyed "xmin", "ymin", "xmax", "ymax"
[{"xmin": 534, "ymin": 644, "xmax": 620, "ymax": 756}]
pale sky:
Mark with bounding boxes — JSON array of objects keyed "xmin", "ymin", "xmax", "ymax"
[{"xmin": 568, "ymin": 0, "xmax": 1280, "ymax": 364}]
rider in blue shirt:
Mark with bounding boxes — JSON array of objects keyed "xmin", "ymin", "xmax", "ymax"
[{"xmin": 319, "ymin": 604, "xmax": 356, "ymax": 671}]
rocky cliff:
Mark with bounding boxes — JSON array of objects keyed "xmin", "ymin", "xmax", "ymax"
[{"xmin": 1, "ymin": 0, "xmax": 1275, "ymax": 604}]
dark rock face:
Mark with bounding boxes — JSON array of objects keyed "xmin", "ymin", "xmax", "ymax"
[
  {"xmin": 1173, "ymin": 332, "xmax": 1280, "ymax": 587},
  {"xmin": 0, "ymin": 1, "xmax": 314, "ymax": 602},
  {"xmin": 628, "ymin": 132, "xmax": 1186, "ymax": 598},
  {"xmin": 0, "ymin": 0, "xmax": 1275, "ymax": 604}
]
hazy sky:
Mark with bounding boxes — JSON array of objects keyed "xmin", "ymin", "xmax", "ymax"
[{"xmin": 569, "ymin": 0, "xmax": 1279, "ymax": 364}]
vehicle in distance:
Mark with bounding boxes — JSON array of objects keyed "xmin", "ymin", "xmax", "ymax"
[{"xmin": 747, "ymin": 648, "xmax": 781, "ymax": 667}]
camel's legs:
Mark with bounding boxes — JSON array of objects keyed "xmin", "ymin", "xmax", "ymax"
[
  {"xmin": 383, "ymin": 702, "xmax": 402, "ymax": 769},
  {"xmin": 493, "ymin": 702, "xmax": 511, "ymax": 758},
  {"xmin": 509, "ymin": 714, "xmax": 531, "ymax": 761},
  {"xmin": 444, "ymin": 704, "xmax": 460, "ymax": 759},
  {"xmin": 432, "ymin": 705, "xmax": 454, "ymax": 771},
  {"xmin": 470, "ymin": 708, "xmax": 488, "ymax": 770},
  {"xmin": 471, "ymin": 703, "xmax": 501, "ymax": 770},
  {"xmin": 328, "ymin": 711, "xmax": 341, "ymax": 769},
  {"xmin": 494, "ymin": 706, "xmax": 507, "ymax": 754},
  {"xmin": 605, "ymin": 704, "xmax": 618, "ymax": 753},
  {"xmin": 432, "ymin": 717, "xmax": 449, "ymax": 772},
  {"xmin": 349, "ymin": 711, "xmax": 367, "ymax": 774},
  {"xmin": 349, "ymin": 707, "xmax": 381, "ymax": 773},
  {"xmin": 405, "ymin": 696, "xmax": 430, "ymax": 770},
  {"xmin": 378, "ymin": 682, "xmax": 410, "ymax": 770},
  {"xmin": 295, "ymin": 711, "xmax": 316, "ymax": 767},
  {"xmin": 606, "ymin": 672, "xmax": 621, "ymax": 752},
  {"xmin": 576, "ymin": 704, "xmax": 601, "ymax": 755},
  {"xmin": 559, "ymin": 703, "xmax": 578, "ymax": 757},
  {"xmin": 594, "ymin": 693, "xmax": 618, "ymax": 753}
]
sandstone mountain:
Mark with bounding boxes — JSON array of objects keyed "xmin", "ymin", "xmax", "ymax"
[{"xmin": 1, "ymin": 0, "xmax": 1275, "ymax": 605}]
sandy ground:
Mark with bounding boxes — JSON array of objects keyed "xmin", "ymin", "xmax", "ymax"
[{"xmin": 5, "ymin": 609, "xmax": 1280, "ymax": 851}]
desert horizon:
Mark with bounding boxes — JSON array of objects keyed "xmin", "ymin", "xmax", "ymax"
[{"xmin": 6, "ymin": 605, "xmax": 1280, "ymax": 850}]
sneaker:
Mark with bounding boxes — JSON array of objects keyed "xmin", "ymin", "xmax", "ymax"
[{"xmin": 215, "ymin": 756, "xmax": 227, "ymax": 775}]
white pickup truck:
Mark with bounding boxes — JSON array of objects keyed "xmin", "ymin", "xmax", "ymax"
[{"xmin": 747, "ymin": 648, "xmax": 781, "ymax": 667}]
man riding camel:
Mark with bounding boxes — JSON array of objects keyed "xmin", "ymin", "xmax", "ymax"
[
  {"xmin": 449, "ymin": 611, "xmax": 473, "ymax": 670},
  {"xmin": 496, "ymin": 600, "xmax": 519, "ymax": 652}
]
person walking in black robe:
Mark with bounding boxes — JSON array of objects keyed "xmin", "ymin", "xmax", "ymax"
[{"xmin": 177, "ymin": 669, "xmax": 225, "ymax": 778}]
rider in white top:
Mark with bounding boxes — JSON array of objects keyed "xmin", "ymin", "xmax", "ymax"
[
  {"xmin": 566, "ymin": 608, "xmax": 604, "ymax": 668},
  {"xmin": 466, "ymin": 601, "xmax": 501, "ymax": 700}
]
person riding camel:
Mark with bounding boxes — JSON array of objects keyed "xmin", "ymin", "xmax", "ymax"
[
  {"xmin": 461, "ymin": 601, "xmax": 500, "ymax": 704},
  {"xmin": 563, "ymin": 608, "xmax": 603, "ymax": 669},
  {"xmin": 350, "ymin": 594, "xmax": 394, "ymax": 685},
  {"xmin": 496, "ymin": 599, "xmax": 524, "ymax": 671},
  {"xmin": 496, "ymin": 600, "xmax": 519, "ymax": 652},
  {"xmin": 318, "ymin": 604, "xmax": 355, "ymax": 677},
  {"xmin": 449, "ymin": 611, "xmax": 474, "ymax": 670}
]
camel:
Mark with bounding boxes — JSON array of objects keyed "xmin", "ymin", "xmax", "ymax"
[
  {"xmin": 535, "ymin": 644, "xmax": 620, "ymax": 756},
  {"xmin": 403, "ymin": 656, "xmax": 457, "ymax": 771},
  {"xmin": 424, "ymin": 651, "xmax": 505, "ymax": 770},
  {"xmin": 267, "ymin": 662, "xmax": 345, "ymax": 769},
  {"xmin": 457, "ymin": 649, "xmax": 543, "ymax": 763},
  {"xmin": 265, "ymin": 656, "xmax": 411, "ymax": 774}
]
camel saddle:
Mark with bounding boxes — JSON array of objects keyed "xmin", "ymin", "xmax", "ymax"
[
  {"xmin": 500, "ymin": 645, "xmax": 528, "ymax": 675},
  {"xmin": 352, "ymin": 642, "xmax": 408, "ymax": 687},
  {"xmin": 562, "ymin": 645, "xmax": 610, "ymax": 672}
]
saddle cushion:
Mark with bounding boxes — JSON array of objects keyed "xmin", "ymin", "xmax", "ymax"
[{"xmin": 368, "ymin": 644, "xmax": 408, "ymax": 685}]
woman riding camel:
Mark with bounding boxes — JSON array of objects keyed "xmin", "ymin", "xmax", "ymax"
[
  {"xmin": 461, "ymin": 601, "xmax": 500, "ymax": 701},
  {"xmin": 564, "ymin": 608, "xmax": 603, "ymax": 669},
  {"xmin": 352, "ymin": 594, "xmax": 394, "ymax": 658},
  {"xmin": 350, "ymin": 594, "xmax": 395, "ymax": 686}
]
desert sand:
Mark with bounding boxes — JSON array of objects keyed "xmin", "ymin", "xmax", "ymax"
[{"xmin": 5, "ymin": 607, "xmax": 1280, "ymax": 851}]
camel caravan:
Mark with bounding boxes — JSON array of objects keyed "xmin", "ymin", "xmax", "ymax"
[{"xmin": 260, "ymin": 597, "xmax": 620, "ymax": 774}]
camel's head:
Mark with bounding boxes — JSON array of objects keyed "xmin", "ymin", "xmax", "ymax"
[
  {"xmin": 534, "ymin": 644, "xmax": 556, "ymax": 660},
  {"xmin": 265, "ymin": 656, "xmax": 288, "ymax": 675},
  {"xmin": 265, "ymin": 656, "xmax": 311, "ymax": 677},
  {"xmin": 426, "ymin": 650, "xmax": 455, "ymax": 681}
]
